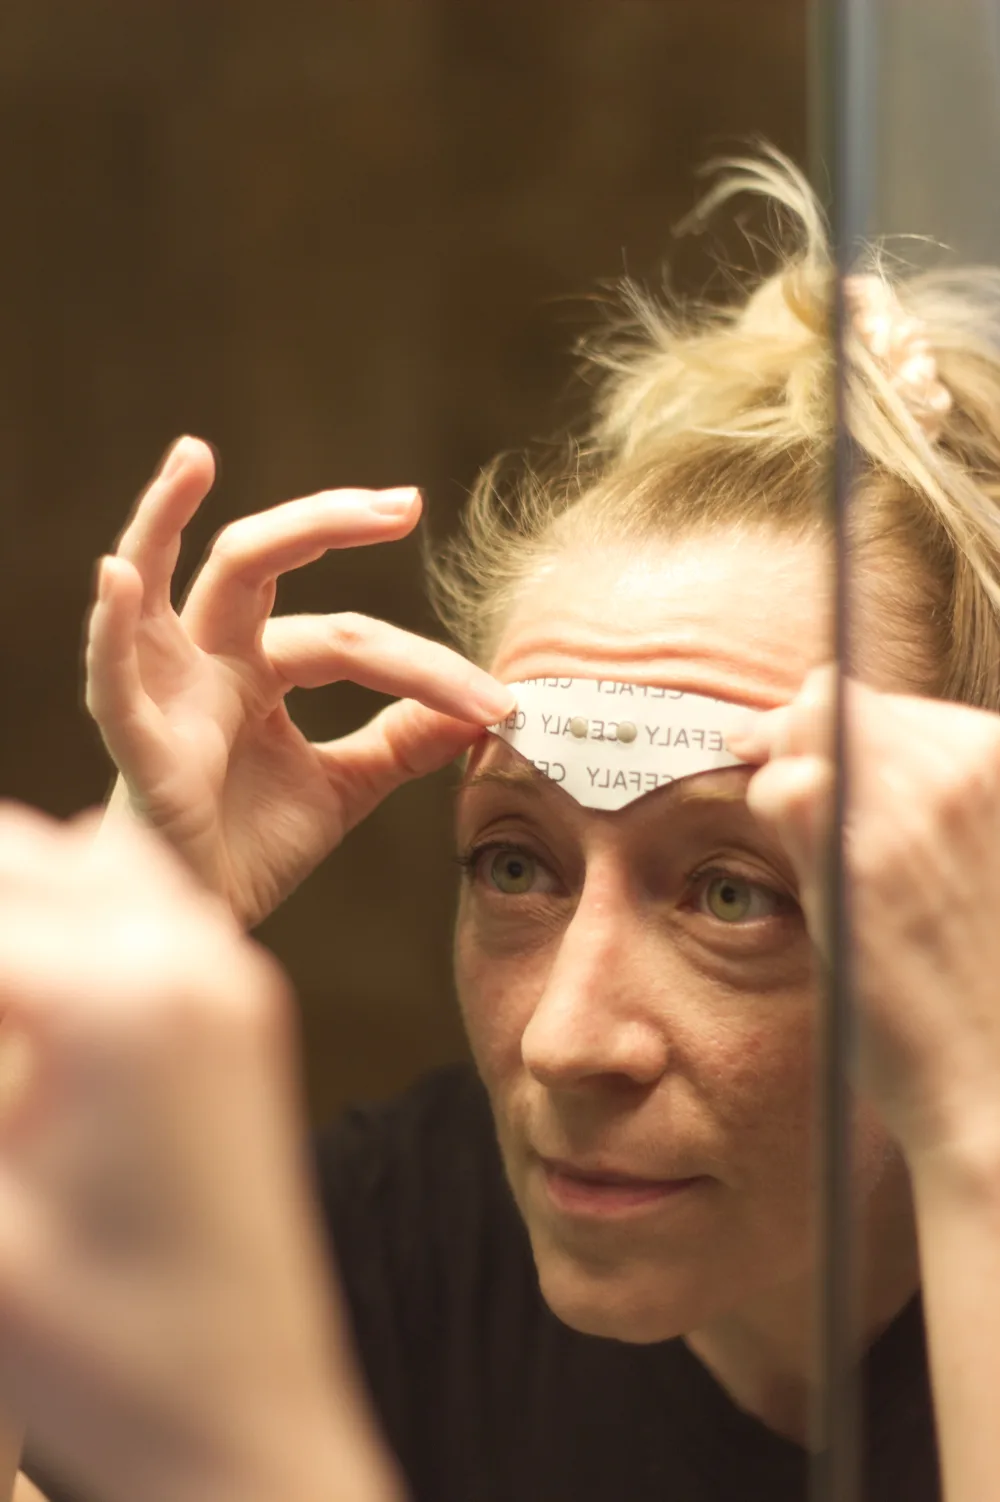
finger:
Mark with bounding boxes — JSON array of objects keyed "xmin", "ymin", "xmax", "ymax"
[
  {"xmin": 65, "ymin": 809, "xmax": 108, "ymax": 842},
  {"xmin": 180, "ymin": 486, "xmax": 423, "ymax": 658},
  {"xmin": 0, "ymin": 805, "xmax": 180, "ymax": 914},
  {"xmin": 316, "ymin": 699, "xmax": 487, "ymax": 830},
  {"xmin": 83, "ymin": 554, "xmax": 145, "ymax": 734},
  {"xmin": 0, "ymin": 805, "xmax": 65, "ymax": 890},
  {"xmin": 746, "ymin": 754, "xmax": 834, "ymax": 956},
  {"xmin": 727, "ymin": 705, "xmax": 793, "ymax": 764},
  {"xmin": 0, "ymin": 890, "xmax": 179, "ymax": 1041},
  {"xmin": 727, "ymin": 664, "xmax": 840, "ymax": 763},
  {"xmin": 262, "ymin": 612, "xmax": 515, "ymax": 722},
  {"xmin": 0, "ymin": 808, "xmax": 145, "ymax": 928},
  {"xmin": 75, "ymin": 807, "xmax": 180, "ymax": 886},
  {"xmin": 745, "ymin": 753, "xmax": 834, "ymax": 874},
  {"xmin": 83, "ymin": 558, "xmax": 180, "ymax": 798},
  {"xmin": 113, "ymin": 437, "xmax": 217, "ymax": 615}
]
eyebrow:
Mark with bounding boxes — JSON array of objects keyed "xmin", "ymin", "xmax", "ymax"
[
  {"xmin": 457, "ymin": 766, "xmax": 550, "ymax": 797},
  {"xmin": 456, "ymin": 762, "xmax": 748, "ymax": 808}
]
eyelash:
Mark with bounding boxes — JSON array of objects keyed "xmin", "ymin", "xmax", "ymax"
[
  {"xmin": 454, "ymin": 842, "xmax": 528, "ymax": 880},
  {"xmin": 686, "ymin": 862, "xmax": 794, "ymax": 922},
  {"xmin": 454, "ymin": 840, "xmax": 558, "ymax": 899},
  {"xmin": 455, "ymin": 841, "xmax": 794, "ymax": 922}
]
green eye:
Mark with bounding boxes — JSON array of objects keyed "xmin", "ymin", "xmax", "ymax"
[
  {"xmin": 489, "ymin": 848, "xmax": 537, "ymax": 895},
  {"xmin": 704, "ymin": 874, "xmax": 757, "ymax": 923}
]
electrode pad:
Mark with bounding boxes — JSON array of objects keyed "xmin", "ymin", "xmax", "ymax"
[{"xmin": 487, "ymin": 678, "xmax": 755, "ymax": 811}]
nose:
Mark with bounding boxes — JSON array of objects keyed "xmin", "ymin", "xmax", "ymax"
[{"xmin": 520, "ymin": 882, "xmax": 671, "ymax": 1091}]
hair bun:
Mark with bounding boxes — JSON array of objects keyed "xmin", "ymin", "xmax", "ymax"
[{"xmin": 846, "ymin": 274, "xmax": 953, "ymax": 441}]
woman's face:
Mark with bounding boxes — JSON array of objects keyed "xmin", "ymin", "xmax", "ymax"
[{"xmin": 453, "ymin": 528, "xmax": 910, "ymax": 1344}]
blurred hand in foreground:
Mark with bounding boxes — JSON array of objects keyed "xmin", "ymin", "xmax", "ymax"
[{"xmin": 0, "ymin": 804, "xmax": 403, "ymax": 1502}]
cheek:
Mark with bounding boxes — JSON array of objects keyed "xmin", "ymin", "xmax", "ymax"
[
  {"xmin": 453, "ymin": 907, "xmax": 551, "ymax": 1087},
  {"xmin": 701, "ymin": 1004, "xmax": 820, "ymax": 1179},
  {"xmin": 704, "ymin": 1003, "xmax": 900, "ymax": 1211}
]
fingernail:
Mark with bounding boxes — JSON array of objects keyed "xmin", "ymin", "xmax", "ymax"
[
  {"xmin": 370, "ymin": 486, "xmax": 420, "ymax": 516},
  {"xmin": 725, "ymin": 709, "xmax": 763, "ymax": 753},
  {"xmin": 472, "ymin": 681, "xmax": 518, "ymax": 722}
]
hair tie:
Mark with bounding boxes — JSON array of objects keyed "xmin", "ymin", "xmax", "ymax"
[{"xmin": 844, "ymin": 273, "xmax": 953, "ymax": 441}]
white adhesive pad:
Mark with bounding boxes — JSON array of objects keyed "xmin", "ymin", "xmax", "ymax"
[{"xmin": 487, "ymin": 678, "xmax": 754, "ymax": 810}]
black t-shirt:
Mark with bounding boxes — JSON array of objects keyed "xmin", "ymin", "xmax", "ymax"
[
  {"xmin": 312, "ymin": 1064, "xmax": 941, "ymax": 1502},
  {"xmin": 25, "ymin": 1063, "xmax": 941, "ymax": 1502}
]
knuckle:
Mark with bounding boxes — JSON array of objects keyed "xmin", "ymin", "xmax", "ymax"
[
  {"xmin": 378, "ymin": 701, "xmax": 427, "ymax": 780},
  {"xmin": 326, "ymin": 612, "xmax": 372, "ymax": 656},
  {"xmin": 208, "ymin": 519, "xmax": 252, "ymax": 572}
]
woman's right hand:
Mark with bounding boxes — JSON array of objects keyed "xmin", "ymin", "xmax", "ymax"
[
  {"xmin": 0, "ymin": 803, "xmax": 404, "ymax": 1502},
  {"xmin": 85, "ymin": 437, "xmax": 514, "ymax": 929}
]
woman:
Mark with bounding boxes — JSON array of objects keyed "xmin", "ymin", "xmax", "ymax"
[{"xmin": 13, "ymin": 154, "xmax": 1000, "ymax": 1501}]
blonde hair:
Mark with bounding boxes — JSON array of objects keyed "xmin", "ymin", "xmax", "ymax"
[{"xmin": 426, "ymin": 149, "xmax": 1000, "ymax": 709}]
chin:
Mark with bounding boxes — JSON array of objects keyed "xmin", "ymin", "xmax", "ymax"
[{"xmin": 532, "ymin": 1241, "xmax": 707, "ymax": 1345}]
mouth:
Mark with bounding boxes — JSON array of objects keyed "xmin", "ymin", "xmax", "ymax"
[{"xmin": 536, "ymin": 1155, "xmax": 712, "ymax": 1218}]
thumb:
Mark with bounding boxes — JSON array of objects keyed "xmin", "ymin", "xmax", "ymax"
[
  {"xmin": 314, "ymin": 698, "xmax": 485, "ymax": 830},
  {"xmin": 745, "ymin": 752, "xmax": 834, "ymax": 958}
]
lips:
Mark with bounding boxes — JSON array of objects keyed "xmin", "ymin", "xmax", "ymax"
[
  {"xmin": 536, "ymin": 1157, "xmax": 708, "ymax": 1217},
  {"xmin": 539, "ymin": 1156, "xmax": 699, "ymax": 1188}
]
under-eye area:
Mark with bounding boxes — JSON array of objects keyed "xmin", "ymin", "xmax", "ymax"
[
  {"xmin": 675, "ymin": 858, "xmax": 805, "ymax": 970},
  {"xmin": 456, "ymin": 839, "xmax": 791, "ymax": 920},
  {"xmin": 454, "ymin": 761, "xmax": 806, "ymax": 975}
]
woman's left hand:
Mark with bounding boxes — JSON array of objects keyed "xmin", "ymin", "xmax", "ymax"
[{"xmin": 728, "ymin": 667, "xmax": 1000, "ymax": 1175}]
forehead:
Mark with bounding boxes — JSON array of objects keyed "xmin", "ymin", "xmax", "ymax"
[{"xmin": 489, "ymin": 530, "xmax": 831, "ymax": 705}]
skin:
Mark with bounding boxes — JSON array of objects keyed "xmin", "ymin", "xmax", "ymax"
[
  {"xmin": 453, "ymin": 530, "xmax": 922, "ymax": 1447},
  {"xmin": 10, "ymin": 442, "xmax": 1000, "ymax": 1498},
  {"xmin": 0, "ymin": 808, "xmax": 403, "ymax": 1502},
  {"xmin": 73, "ymin": 440, "xmax": 978, "ymax": 1472},
  {"xmin": 9, "ymin": 440, "xmax": 1000, "ymax": 1500}
]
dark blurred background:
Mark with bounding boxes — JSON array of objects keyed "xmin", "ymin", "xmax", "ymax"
[{"xmin": 0, "ymin": 0, "xmax": 805, "ymax": 1124}]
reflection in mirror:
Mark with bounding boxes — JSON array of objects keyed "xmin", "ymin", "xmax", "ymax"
[{"xmin": 812, "ymin": 1, "xmax": 1000, "ymax": 1499}]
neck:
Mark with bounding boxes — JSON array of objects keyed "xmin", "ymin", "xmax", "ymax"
[{"xmin": 682, "ymin": 1156, "xmax": 921, "ymax": 1449}]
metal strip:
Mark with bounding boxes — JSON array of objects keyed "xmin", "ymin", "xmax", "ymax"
[{"xmin": 808, "ymin": 1, "xmax": 876, "ymax": 1499}]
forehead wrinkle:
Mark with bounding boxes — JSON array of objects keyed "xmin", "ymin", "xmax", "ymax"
[
  {"xmin": 489, "ymin": 624, "xmax": 800, "ymax": 708},
  {"xmin": 489, "ymin": 534, "xmax": 831, "ymax": 703}
]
